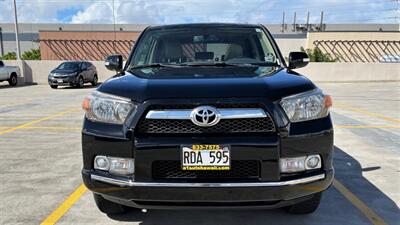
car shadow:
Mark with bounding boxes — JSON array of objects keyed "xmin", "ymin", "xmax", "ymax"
[
  {"xmin": 107, "ymin": 146, "xmax": 399, "ymax": 225},
  {"xmin": 0, "ymin": 82, "xmax": 37, "ymax": 89}
]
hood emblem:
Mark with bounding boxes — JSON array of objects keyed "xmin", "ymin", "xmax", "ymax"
[{"xmin": 190, "ymin": 106, "xmax": 220, "ymax": 127}]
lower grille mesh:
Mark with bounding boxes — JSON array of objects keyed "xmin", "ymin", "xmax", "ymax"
[
  {"xmin": 152, "ymin": 160, "xmax": 260, "ymax": 180},
  {"xmin": 138, "ymin": 118, "xmax": 275, "ymax": 135}
]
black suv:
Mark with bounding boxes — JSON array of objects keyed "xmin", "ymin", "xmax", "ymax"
[
  {"xmin": 48, "ymin": 61, "xmax": 98, "ymax": 89},
  {"xmin": 81, "ymin": 23, "xmax": 334, "ymax": 215}
]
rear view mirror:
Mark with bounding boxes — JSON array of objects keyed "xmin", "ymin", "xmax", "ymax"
[
  {"xmin": 105, "ymin": 55, "xmax": 123, "ymax": 72},
  {"xmin": 288, "ymin": 52, "xmax": 309, "ymax": 69}
]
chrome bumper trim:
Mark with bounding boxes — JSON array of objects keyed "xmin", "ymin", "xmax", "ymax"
[
  {"xmin": 145, "ymin": 108, "xmax": 267, "ymax": 120},
  {"xmin": 91, "ymin": 173, "xmax": 325, "ymax": 188}
]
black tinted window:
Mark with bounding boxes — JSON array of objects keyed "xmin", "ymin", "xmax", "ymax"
[
  {"xmin": 130, "ymin": 26, "xmax": 278, "ymax": 66},
  {"xmin": 84, "ymin": 62, "xmax": 91, "ymax": 69},
  {"xmin": 57, "ymin": 62, "xmax": 79, "ymax": 70}
]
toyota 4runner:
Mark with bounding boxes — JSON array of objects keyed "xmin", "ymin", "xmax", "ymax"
[{"xmin": 81, "ymin": 23, "xmax": 334, "ymax": 215}]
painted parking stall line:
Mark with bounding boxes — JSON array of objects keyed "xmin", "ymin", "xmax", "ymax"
[
  {"xmin": 0, "ymin": 108, "xmax": 78, "ymax": 136},
  {"xmin": 335, "ymin": 103, "xmax": 400, "ymax": 124},
  {"xmin": 333, "ymin": 179, "xmax": 388, "ymax": 225},
  {"xmin": 40, "ymin": 184, "xmax": 88, "ymax": 225}
]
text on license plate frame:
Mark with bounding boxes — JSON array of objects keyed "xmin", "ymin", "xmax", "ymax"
[{"xmin": 181, "ymin": 144, "xmax": 230, "ymax": 170}]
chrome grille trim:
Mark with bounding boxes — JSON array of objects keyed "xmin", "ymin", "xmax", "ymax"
[{"xmin": 146, "ymin": 108, "xmax": 267, "ymax": 120}]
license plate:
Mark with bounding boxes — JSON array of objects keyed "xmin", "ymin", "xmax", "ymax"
[
  {"xmin": 181, "ymin": 144, "xmax": 230, "ymax": 170},
  {"xmin": 57, "ymin": 79, "xmax": 64, "ymax": 83}
]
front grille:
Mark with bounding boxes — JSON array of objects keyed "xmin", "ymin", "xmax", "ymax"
[
  {"xmin": 152, "ymin": 160, "xmax": 260, "ymax": 180},
  {"xmin": 138, "ymin": 118, "xmax": 275, "ymax": 134},
  {"xmin": 149, "ymin": 103, "xmax": 262, "ymax": 110}
]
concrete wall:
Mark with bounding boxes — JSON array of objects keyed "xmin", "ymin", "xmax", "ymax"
[
  {"xmin": 275, "ymin": 38, "xmax": 306, "ymax": 58},
  {"xmin": 295, "ymin": 63, "xmax": 400, "ymax": 82},
  {"xmin": 3, "ymin": 60, "xmax": 400, "ymax": 84}
]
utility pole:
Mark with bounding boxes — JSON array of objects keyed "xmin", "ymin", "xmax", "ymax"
[
  {"xmin": 12, "ymin": 0, "xmax": 21, "ymax": 60},
  {"xmin": 0, "ymin": 27, "xmax": 4, "ymax": 56},
  {"xmin": 282, "ymin": 11, "xmax": 285, "ymax": 33},
  {"xmin": 293, "ymin": 12, "xmax": 297, "ymax": 32},
  {"xmin": 319, "ymin": 11, "xmax": 324, "ymax": 31},
  {"xmin": 112, "ymin": 0, "xmax": 117, "ymax": 53},
  {"xmin": 306, "ymin": 12, "xmax": 310, "ymax": 31}
]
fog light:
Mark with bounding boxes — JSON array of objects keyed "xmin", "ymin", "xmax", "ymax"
[
  {"xmin": 94, "ymin": 156, "xmax": 134, "ymax": 175},
  {"xmin": 306, "ymin": 155, "xmax": 321, "ymax": 169},
  {"xmin": 280, "ymin": 156, "xmax": 306, "ymax": 173},
  {"xmin": 109, "ymin": 157, "xmax": 135, "ymax": 175},
  {"xmin": 94, "ymin": 156, "xmax": 109, "ymax": 171}
]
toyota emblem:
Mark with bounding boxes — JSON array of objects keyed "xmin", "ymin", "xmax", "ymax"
[{"xmin": 190, "ymin": 106, "xmax": 220, "ymax": 127}]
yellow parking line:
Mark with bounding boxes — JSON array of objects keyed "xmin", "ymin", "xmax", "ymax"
[
  {"xmin": 333, "ymin": 179, "xmax": 388, "ymax": 225},
  {"xmin": 0, "ymin": 109, "xmax": 78, "ymax": 136},
  {"xmin": 0, "ymin": 126, "xmax": 81, "ymax": 131},
  {"xmin": 40, "ymin": 184, "xmax": 87, "ymax": 225},
  {"xmin": 335, "ymin": 125, "xmax": 400, "ymax": 129},
  {"xmin": 335, "ymin": 103, "xmax": 400, "ymax": 124},
  {"xmin": 23, "ymin": 126, "xmax": 81, "ymax": 131}
]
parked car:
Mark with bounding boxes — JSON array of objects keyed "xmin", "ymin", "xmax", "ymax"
[
  {"xmin": 81, "ymin": 23, "xmax": 334, "ymax": 215},
  {"xmin": 0, "ymin": 60, "xmax": 21, "ymax": 86},
  {"xmin": 48, "ymin": 61, "xmax": 98, "ymax": 89}
]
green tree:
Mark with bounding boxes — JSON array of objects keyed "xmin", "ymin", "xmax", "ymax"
[
  {"xmin": 22, "ymin": 49, "xmax": 41, "ymax": 60},
  {"xmin": 0, "ymin": 52, "xmax": 17, "ymax": 60},
  {"xmin": 300, "ymin": 47, "xmax": 337, "ymax": 62}
]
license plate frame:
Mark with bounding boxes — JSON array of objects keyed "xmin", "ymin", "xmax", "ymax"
[
  {"xmin": 181, "ymin": 144, "xmax": 230, "ymax": 170},
  {"xmin": 57, "ymin": 79, "xmax": 64, "ymax": 83}
]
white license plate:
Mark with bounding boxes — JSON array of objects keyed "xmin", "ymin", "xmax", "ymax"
[
  {"xmin": 57, "ymin": 79, "xmax": 64, "ymax": 83},
  {"xmin": 182, "ymin": 144, "xmax": 230, "ymax": 170}
]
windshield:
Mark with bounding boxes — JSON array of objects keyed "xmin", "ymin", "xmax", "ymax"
[
  {"xmin": 57, "ymin": 62, "xmax": 80, "ymax": 70},
  {"xmin": 130, "ymin": 26, "xmax": 280, "ymax": 67}
]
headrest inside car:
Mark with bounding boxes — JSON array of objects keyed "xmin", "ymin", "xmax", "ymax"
[{"xmin": 195, "ymin": 52, "xmax": 214, "ymax": 61}]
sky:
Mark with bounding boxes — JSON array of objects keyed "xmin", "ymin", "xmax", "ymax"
[{"xmin": 0, "ymin": 0, "xmax": 398, "ymax": 24}]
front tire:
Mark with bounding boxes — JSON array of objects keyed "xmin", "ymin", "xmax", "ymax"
[
  {"xmin": 285, "ymin": 192, "xmax": 322, "ymax": 214},
  {"xmin": 76, "ymin": 76, "xmax": 84, "ymax": 88},
  {"xmin": 8, "ymin": 73, "xmax": 18, "ymax": 86},
  {"xmin": 91, "ymin": 74, "xmax": 98, "ymax": 86},
  {"xmin": 93, "ymin": 193, "xmax": 129, "ymax": 215}
]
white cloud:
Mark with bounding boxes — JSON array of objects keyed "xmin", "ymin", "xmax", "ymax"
[
  {"xmin": 0, "ymin": 0, "xmax": 393, "ymax": 24},
  {"xmin": 71, "ymin": 2, "xmax": 113, "ymax": 23}
]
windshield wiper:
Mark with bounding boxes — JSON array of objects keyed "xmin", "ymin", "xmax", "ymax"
[
  {"xmin": 128, "ymin": 63, "xmax": 182, "ymax": 70},
  {"xmin": 248, "ymin": 62, "xmax": 280, "ymax": 67},
  {"xmin": 181, "ymin": 62, "xmax": 252, "ymax": 67}
]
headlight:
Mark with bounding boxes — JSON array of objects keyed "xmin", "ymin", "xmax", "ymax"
[
  {"xmin": 280, "ymin": 89, "xmax": 332, "ymax": 122},
  {"xmin": 82, "ymin": 91, "xmax": 137, "ymax": 124}
]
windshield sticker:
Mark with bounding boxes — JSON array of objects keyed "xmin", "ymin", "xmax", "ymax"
[{"xmin": 265, "ymin": 53, "xmax": 276, "ymax": 62}]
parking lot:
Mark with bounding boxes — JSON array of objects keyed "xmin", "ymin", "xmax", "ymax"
[{"xmin": 0, "ymin": 82, "xmax": 399, "ymax": 225}]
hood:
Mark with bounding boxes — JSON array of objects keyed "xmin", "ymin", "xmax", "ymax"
[
  {"xmin": 51, "ymin": 69, "xmax": 78, "ymax": 74},
  {"xmin": 98, "ymin": 66, "xmax": 315, "ymax": 102}
]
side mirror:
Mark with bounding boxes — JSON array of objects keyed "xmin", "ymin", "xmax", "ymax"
[
  {"xmin": 105, "ymin": 55, "xmax": 123, "ymax": 72},
  {"xmin": 288, "ymin": 52, "xmax": 309, "ymax": 69}
]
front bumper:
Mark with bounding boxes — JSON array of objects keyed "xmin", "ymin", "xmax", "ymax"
[
  {"xmin": 82, "ymin": 169, "xmax": 333, "ymax": 209},
  {"xmin": 48, "ymin": 76, "xmax": 78, "ymax": 86}
]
